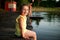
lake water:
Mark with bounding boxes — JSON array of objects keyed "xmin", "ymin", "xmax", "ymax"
[{"xmin": 32, "ymin": 12, "xmax": 60, "ymax": 40}]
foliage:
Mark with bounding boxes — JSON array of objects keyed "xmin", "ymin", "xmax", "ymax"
[
  {"xmin": 17, "ymin": 0, "xmax": 29, "ymax": 7},
  {"xmin": 0, "ymin": 0, "xmax": 60, "ymax": 9}
]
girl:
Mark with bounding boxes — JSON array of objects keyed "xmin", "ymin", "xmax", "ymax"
[{"xmin": 15, "ymin": 4, "xmax": 37, "ymax": 40}]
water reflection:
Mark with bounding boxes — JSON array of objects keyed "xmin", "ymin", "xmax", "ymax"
[
  {"xmin": 32, "ymin": 12, "xmax": 60, "ymax": 22},
  {"xmin": 45, "ymin": 12, "xmax": 60, "ymax": 22},
  {"xmin": 32, "ymin": 19, "xmax": 41, "ymax": 25}
]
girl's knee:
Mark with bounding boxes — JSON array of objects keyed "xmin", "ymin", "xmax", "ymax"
[
  {"xmin": 34, "ymin": 32, "xmax": 36, "ymax": 35},
  {"xmin": 33, "ymin": 32, "xmax": 36, "ymax": 37}
]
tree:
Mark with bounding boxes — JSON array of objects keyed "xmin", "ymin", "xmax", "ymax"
[{"xmin": 17, "ymin": 0, "xmax": 29, "ymax": 7}]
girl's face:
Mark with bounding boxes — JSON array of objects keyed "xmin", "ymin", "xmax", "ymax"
[{"xmin": 21, "ymin": 6, "xmax": 29, "ymax": 16}]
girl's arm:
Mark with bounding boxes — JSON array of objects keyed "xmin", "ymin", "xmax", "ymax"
[
  {"xmin": 18, "ymin": 17, "xmax": 29, "ymax": 39},
  {"xmin": 18, "ymin": 17, "xmax": 25, "ymax": 37}
]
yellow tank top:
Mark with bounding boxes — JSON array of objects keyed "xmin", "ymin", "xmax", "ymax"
[{"xmin": 15, "ymin": 15, "xmax": 27, "ymax": 36}]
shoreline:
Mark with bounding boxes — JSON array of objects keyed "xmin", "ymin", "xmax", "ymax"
[
  {"xmin": 32, "ymin": 7, "xmax": 60, "ymax": 12},
  {"xmin": 0, "ymin": 7, "xmax": 60, "ymax": 12}
]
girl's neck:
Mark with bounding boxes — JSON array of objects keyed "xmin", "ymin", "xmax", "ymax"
[{"xmin": 21, "ymin": 14, "xmax": 26, "ymax": 17}]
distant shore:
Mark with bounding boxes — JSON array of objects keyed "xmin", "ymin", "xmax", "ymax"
[
  {"xmin": 32, "ymin": 7, "xmax": 60, "ymax": 12},
  {"xmin": 0, "ymin": 7, "xmax": 60, "ymax": 12}
]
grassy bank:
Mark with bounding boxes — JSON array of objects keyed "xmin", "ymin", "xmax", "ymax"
[{"xmin": 32, "ymin": 7, "xmax": 60, "ymax": 12}]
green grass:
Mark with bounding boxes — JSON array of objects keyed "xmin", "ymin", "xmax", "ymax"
[{"xmin": 32, "ymin": 7, "xmax": 60, "ymax": 12}]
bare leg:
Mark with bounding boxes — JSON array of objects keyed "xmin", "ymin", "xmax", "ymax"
[{"xmin": 24, "ymin": 30, "xmax": 37, "ymax": 40}]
